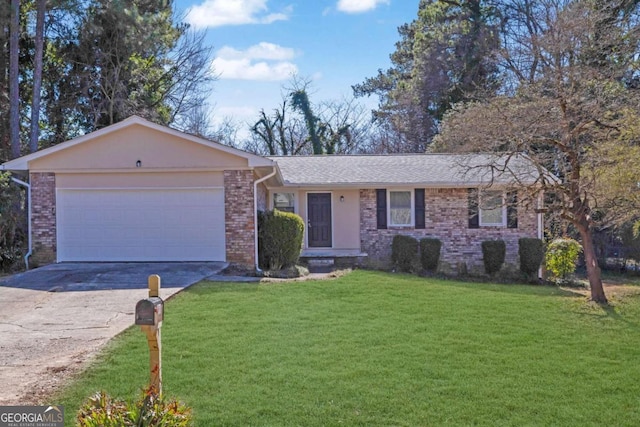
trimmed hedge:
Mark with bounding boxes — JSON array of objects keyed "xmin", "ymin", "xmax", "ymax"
[
  {"xmin": 519, "ymin": 237, "xmax": 544, "ymax": 276},
  {"xmin": 258, "ymin": 210, "xmax": 304, "ymax": 271},
  {"xmin": 392, "ymin": 235, "xmax": 418, "ymax": 273},
  {"xmin": 481, "ymin": 240, "xmax": 506, "ymax": 275},
  {"xmin": 420, "ymin": 238, "xmax": 442, "ymax": 272}
]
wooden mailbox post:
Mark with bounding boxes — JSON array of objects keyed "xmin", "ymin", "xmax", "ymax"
[{"xmin": 135, "ymin": 274, "xmax": 163, "ymax": 394}]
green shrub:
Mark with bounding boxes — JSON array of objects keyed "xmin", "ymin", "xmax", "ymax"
[
  {"xmin": 420, "ymin": 238, "xmax": 442, "ymax": 272},
  {"xmin": 545, "ymin": 237, "xmax": 582, "ymax": 280},
  {"xmin": 258, "ymin": 209, "xmax": 304, "ymax": 270},
  {"xmin": 0, "ymin": 172, "xmax": 26, "ymax": 271},
  {"xmin": 482, "ymin": 240, "xmax": 506, "ymax": 275},
  {"xmin": 391, "ymin": 235, "xmax": 419, "ymax": 273},
  {"xmin": 77, "ymin": 388, "xmax": 192, "ymax": 426},
  {"xmin": 519, "ymin": 238, "xmax": 544, "ymax": 277},
  {"xmin": 620, "ymin": 221, "xmax": 640, "ymax": 264}
]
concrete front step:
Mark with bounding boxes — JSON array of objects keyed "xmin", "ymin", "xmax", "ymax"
[{"xmin": 305, "ymin": 258, "xmax": 335, "ymax": 273}]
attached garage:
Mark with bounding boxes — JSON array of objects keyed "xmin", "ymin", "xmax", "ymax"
[
  {"xmin": 0, "ymin": 116, "xmax": 277, "ymax": 267},
  {"xmin": 56, "ymin": 187, "xmax": 225, "ymax": 262}
]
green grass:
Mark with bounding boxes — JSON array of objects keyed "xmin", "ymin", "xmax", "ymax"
[{"xmin": 57, "ymin": 270, "xmax": 640, "ymax": 426}]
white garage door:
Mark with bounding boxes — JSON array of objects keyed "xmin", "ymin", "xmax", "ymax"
[{"xmin": 57, "ymin": 188, "xmax": 225, "ymax": 262}]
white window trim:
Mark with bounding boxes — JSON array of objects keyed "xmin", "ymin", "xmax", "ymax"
[
  {"xmin": 479, "ymin": 190, "xmax": 507, "ymax": 227},
  {"xmin": 387, "ymin": 189, "xmax": 414, "ymax": 227}
]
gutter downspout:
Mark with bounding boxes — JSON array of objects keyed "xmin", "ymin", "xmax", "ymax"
[
  {"xmin": 253, "ymin": 167, "xmax": 277, "ymax": 272},
  {"xmin": 537, "ymin": 191, "xmax": 544, "ymax": 279},
  {"xmin": 10, "ymin": 177, "xmax": 32, "ymax": 270}
]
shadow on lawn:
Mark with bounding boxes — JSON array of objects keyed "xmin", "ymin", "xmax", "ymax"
[
  {"xmin": 429, "ymin": 275, "xmax": 640, "ymax": 328},
  {"xmin": 420, "ymin": 274, "xmax": 583, "ymax": 298},
  {"xmin": 571, "ymin": 296, "xmax": 640, "ymax": 328}
]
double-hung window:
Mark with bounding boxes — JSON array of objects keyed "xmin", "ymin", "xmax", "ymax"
[
  {"xmin": 479, "ymin": 190, "xmax": 506, "ymax": 226},
  {"xmin": 388, "ymin": 190, "xmax": 413, "ymax": 226},
  {"xmin": 376, "ymin": 189, "xmax": 425, "ymax": 229}
]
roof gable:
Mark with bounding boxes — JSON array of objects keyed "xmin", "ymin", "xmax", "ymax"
[{"xmin": 1, "ymin": 116, "xmax": 273, "ymax": 171}]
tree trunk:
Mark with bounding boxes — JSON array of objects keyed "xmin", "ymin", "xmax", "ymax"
[
  {"xmin": 9, "ymin": 0, "xmax": 20, "ymax": 159},
  {"xmin": 0, "ymin": 6, "xmax": 10, "ymax": 161},
  {"xmin": 29, "ymin": 0, "xmax": 46, "ymax": 153},
  {"xmin": 577, "ymin": 222, "xmax": 607, "ymax": 303}
]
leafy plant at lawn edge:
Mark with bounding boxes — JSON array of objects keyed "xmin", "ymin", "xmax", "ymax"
[
  {"xmin": 76, "ymin": 387, "xmax": 192, "ymax": 427},
  {"xmin": 545, "ymin": 238, "xmax": 583, "ymax": 282}
]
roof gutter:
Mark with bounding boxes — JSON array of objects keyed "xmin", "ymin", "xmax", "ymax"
[
  {"xmin": 10, "ymin": 177, "xmax": 32, "ymax": 270},
  {"xmin": 272, "ymin": 181, "xmax": 532, "ymax": 189},
  {"xmin": 253, "ymin": 167, "xmax": 277, "ymax": 272}
]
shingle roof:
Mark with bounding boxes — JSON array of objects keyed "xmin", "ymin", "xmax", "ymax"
[{"xmin": 270, "ymin": 153, "xmax": 545, "ymax": 187}]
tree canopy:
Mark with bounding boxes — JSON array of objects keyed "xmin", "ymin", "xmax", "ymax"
[
  {"xmin": 353, "ymin": 0, "xmax": 501, "ymax": 152},
  {"xmin": 249, "ymin": 78, "xmax": 369, "ymax": 156},
  {"xmin": 433, "ymin": 0, "xmax": 640, "ymax": 302},
  {"xmin": 0, "ymin": 0, "xmax": 214, "ymax": 161}
]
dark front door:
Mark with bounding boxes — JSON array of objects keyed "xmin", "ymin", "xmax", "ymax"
[{"xmin": 307, "ymin": 193, "xmax": 332, "ymax": 247}]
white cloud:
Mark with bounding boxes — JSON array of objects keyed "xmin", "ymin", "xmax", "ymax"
[
  {"xmin": 212, "ymin": 43, "xmax": 298, "ymax": 81},
  {"xmin": 185, "ymin": 0, "xmax": 291, "ymax": 29},
  {"xmin": 336, "ymin": 0, "xmax": 389, "ymax": 14},
  {"xmin": 261, "ymin": 10, "xmax": 291, "ymax": 24},
  {"xmin": 218, "ymin": 43, "xmax": 296, "ymax": 61},
  {"xmin": 213, "ymin": 59, "xmax": 298, "ymax": 81}
]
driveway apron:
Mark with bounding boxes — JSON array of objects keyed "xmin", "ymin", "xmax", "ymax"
[{"xmin": 0, "ymin": 262, "xmax": 226, "ymax": 405}]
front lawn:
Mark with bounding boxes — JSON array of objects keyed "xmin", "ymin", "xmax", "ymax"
[{"xmin": 57, "ymin": 270, "xmax": 640, "ymax": 426}]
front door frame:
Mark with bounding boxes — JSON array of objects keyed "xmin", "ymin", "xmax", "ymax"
[{"xmin": 306, "ymin": 191, "xmax": 333, "ymax": 248}]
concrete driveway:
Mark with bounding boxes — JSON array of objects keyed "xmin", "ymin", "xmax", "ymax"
[{"xmin": 0, "ymin": 262, "xmax": 226, "ymax": 405}]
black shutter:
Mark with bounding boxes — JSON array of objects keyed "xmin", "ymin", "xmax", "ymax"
[
  {"xmin": 376, "ymin": 189, "xmax": 387, "ymax": 229},
  {"xmin": 415, "ymin": 189, "xmax": 425, "ymax": 229},
  {"xmin": 507, "ymin": 190, "xmax": 518, "ymax": 229},
  {"xmin": 468, "ymin": 188, "xmax": 479, "ymax": 229}
]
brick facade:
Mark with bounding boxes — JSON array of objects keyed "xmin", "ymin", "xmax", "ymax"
[
  {"xmin": 30, "ymin": 172, "xmax": 57, "ymax": 265},
  {"xmin": 360, "ymin": 188, "xmax": 538, "ymax": 273},
  {"xmin": 224, "ymin": 170, "xmax": 255, "ymax": 266}
]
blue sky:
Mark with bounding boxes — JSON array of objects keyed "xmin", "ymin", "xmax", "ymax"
[{"xmin": 174, "ymin": 0, "xmax": 418, "ymax": 133}]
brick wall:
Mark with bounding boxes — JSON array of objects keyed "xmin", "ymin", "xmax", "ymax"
[
  {"xmin": 31, "ymin": 172, "xmax": 57, "ymax": 265},
  {"xmin": 360, "ymin": 188, "xmax": 538, "ymax": 273},
  {"xmin": 224, "ymin": 170, "xmax": 255, "ymax": 266}
]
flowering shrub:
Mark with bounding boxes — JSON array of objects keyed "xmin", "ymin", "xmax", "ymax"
[{"xmin": 545, "ymin": 238, "xmax": 582, "ymax": 281}]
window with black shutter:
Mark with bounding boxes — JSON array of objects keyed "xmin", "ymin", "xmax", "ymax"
[
  {"xmin": 468, "ymin": 188, "xmax": 479, "ymax": 229},
  {"xmin": 415, "ymin": 189, "xmax": 425, "ymax": 229},
  {"xmin": 507, "ymin": 190, "xmax": 518, "ymax": 229},
  {"xmin": 376, "ymin": 189, "xmax": 387, "ymax": 229}
]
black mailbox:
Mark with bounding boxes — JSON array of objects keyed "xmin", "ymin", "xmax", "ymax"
[{"xmin": 135, "ymin": 297, "xmax": 164, "ymax": 326}]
